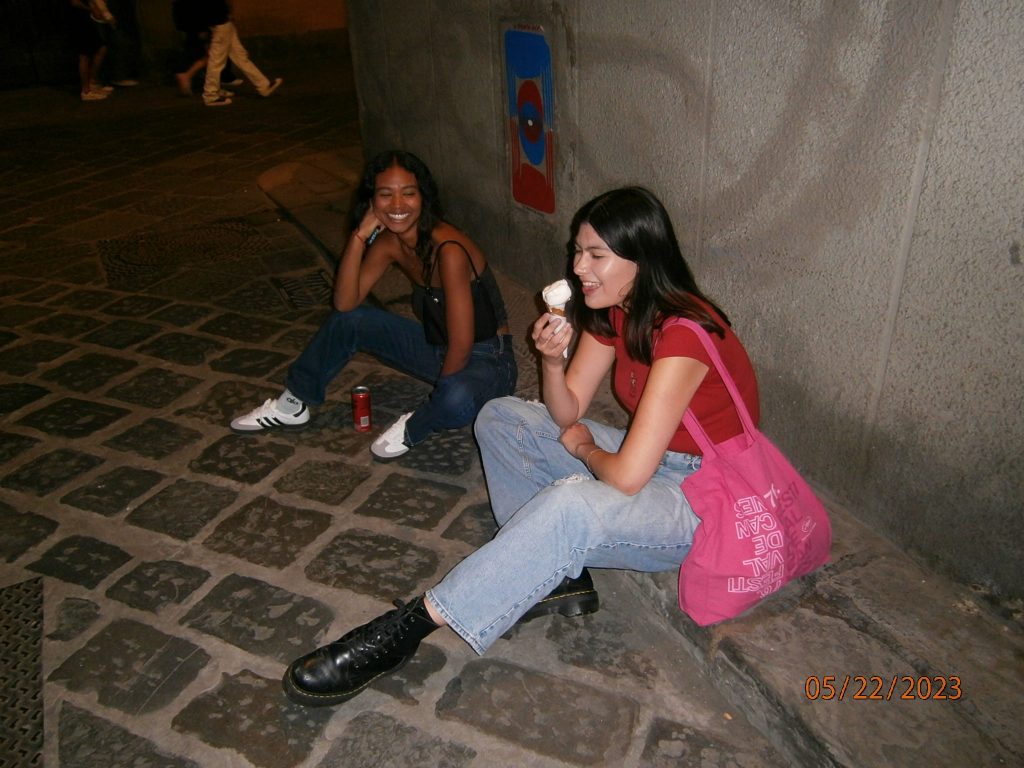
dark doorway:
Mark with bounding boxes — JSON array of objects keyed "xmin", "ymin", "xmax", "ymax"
[{"xmin": 1, "ymin": 0, "xmax": 76, "ymax": 89}]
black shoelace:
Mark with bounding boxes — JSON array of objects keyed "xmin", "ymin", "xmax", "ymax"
[{"xmin": 335, "ymin": 599, "xmax": 424, "ymax": 667}]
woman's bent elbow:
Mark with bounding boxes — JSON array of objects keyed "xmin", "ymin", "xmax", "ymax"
[
  {"xmin": 597, "ymin": 476, "xmax": 643, "ymax": 496},
  {"xmin": 617, "ymin": 480, "xmax": 646, "ymax": 497},
  {"xmin": 608, "ymin": 471, "xmax": 655, "ymax": 497}
]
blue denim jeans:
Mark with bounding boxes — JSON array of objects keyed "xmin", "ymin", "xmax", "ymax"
[
  {"xmin": 285, "ymin": 306, "xmax": 517, "ymax": 445},
  {"xmin": 427, "ymin": 396, "xmax": 702, "ymax": 654}
]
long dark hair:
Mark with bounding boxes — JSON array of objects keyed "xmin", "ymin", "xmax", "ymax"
[
  {"xmin": 566, "ymin": 187, "xmax": 728, "ymax": 364},
  {"xmin": 349, "ymin": 150, "xmax": 444, "ymax": 272}
]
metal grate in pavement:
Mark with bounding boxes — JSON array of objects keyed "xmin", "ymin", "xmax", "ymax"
[
  {"xmin": 0, "ymin": 578, "xmax": 43, "ymax": 767},
  {"xmin": 272, "ymin": 271, "xmax": 333, "ymax": 309}
]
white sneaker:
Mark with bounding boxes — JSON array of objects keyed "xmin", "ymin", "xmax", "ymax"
[
  {"xmin": 370, "ymin": 412, "xmax": 413, "ymax": 460},
  {"xmin": 81, "ymin": 91, "xmax": 108, "ymax": 101},
  {"xmin": 231, "ymin": 398, "xmax": 310, "ymax": 433}
]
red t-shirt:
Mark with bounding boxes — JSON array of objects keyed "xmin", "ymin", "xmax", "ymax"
[{"xmin": 593, "ymin": 305, "xmax": 760, "ymax": 455}]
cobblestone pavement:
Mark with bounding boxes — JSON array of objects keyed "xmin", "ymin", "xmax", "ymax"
[{"xmin": 0, "ymin": 49, "xmax": 787, "ymax": 767}]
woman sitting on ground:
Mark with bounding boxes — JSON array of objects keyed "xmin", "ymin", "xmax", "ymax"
[
  {"xmin": 281, "ymin": 186, "xmax": 759, "ymax": 707},
  {"xmin": 231, "ymin": 150, "xmax": 517, "ymax": 459}
]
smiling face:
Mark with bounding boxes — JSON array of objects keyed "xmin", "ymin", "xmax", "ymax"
[
  {"xmin": 572, "ymin": 222, "xmax": 638, "ymax": 309},
  {"xmin": 372, "ymin": 164, "xmax": 422, "ymax": 237}
]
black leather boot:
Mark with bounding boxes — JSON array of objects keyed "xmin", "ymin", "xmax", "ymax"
[
  {"xmin": 283, "ymin": 596, "xmax": 438, "ymax": 707},
  {"xmin": 519, "ymin": 568, "xmax": 600, "ymax": 623}
]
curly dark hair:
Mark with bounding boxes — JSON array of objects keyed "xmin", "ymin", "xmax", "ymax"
[
  {"xmin": 348, "ymin": 150, "xmax": 444, "ymax": 273},
  {"xmin": 565, "ymin": 186, "xmax": 728, "ymax": 364}
]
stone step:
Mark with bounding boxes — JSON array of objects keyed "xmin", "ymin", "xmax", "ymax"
[{"xmin": 626, "ymin": 503, "xmax": 1022, "ymax": 766}]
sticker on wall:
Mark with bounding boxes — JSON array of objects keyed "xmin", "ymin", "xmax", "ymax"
[{"xmin": 504, "ymin": 25, "xmax": 555, "ymax": 214}]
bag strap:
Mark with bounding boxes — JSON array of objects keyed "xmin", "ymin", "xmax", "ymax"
[
  {"xmin": 426, "ymin": 240, "xmax": 482, "ymax": 286},
  {"xmin": 661, "ymin": 317, "xmax": 757, "ymax": 458}
]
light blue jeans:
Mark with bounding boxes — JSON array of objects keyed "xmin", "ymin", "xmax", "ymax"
[{"xmin": 427, "ymin": 396, "xmax": 702, "ymax": 654}]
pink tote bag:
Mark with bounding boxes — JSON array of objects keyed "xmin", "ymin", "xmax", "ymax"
[{"xmin": 667, "ymin": 319, "xmax": 832, "ymax": 625}]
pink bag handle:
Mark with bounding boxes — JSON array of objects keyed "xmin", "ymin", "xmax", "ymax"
[{"xmin": 661, "ymin": 317, "xmax": 757, "ymax": 460}]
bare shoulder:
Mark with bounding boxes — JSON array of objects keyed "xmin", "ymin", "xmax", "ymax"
[
  {"xmin": 432, "ymin": 223, "xmax": 486, "ymax": 268},
  {"xmin": 369, "ymin": 229, "xmax": 402, "ymax": 256}
]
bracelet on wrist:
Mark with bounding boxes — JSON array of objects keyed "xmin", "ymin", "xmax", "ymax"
[{"xmin": 584, "ymin": 447, "xmax": 602, "ymax": 475}]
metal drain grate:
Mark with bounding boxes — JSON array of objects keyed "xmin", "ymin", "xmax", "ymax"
[
  {"xmin": 0, "ymin": 578, "xmax": 43, "ymax": 767},
  {"xmin": 272, "ymin": 271, "xmax": 333, "ymax": 309}
]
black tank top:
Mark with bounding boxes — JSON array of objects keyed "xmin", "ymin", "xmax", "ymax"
[{"xmin": 410, "ymin": 240, "xmax": 509, "ymax": 344}]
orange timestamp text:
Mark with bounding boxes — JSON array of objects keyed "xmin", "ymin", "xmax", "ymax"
[{"xmin": 804, "ymin": 675, "xmax": 962, "ymax": 701}]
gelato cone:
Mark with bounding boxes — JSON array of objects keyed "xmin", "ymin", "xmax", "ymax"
[
  {"xmin": 542, "ymin": 278, "xmax": 572, "ymax": 316},
  {"xmin": 541, "ymin": 278, "xmax": 572, "ymax": 357}
]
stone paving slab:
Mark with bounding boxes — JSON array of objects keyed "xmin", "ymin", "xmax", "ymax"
[
  {"xmin": 0, "ymin": 432, "xmax": 39, "ymax": 465},
  {"xmin": 59, "ymin": 704, "xmax": 199, "ymax": 768},
  {"xmin": 180, "ymin": 574, "xmax": 334, "ymax": 664},
  {"xmin": 2, "ymin": 450, "xmax": 105, "ymax": 497},
  {"xmin": 317, "ymin": 711, "xmax": 475, "ymax": 768},
  {"xmin": 125, "ymin": 479, "xmax": 238, "ymax": 540},
  {"xmin": 40, "ymin": 352, "xmax": 137, "ymax": 391},
  {"xmin": 172, "ymin": 670, "xmax": 334, "ymax": 768},
  {"xmin": 0, "ymin": 384, "xmax": 50, "ymax": 417},
  {"xmin": 0, "ymin": 504, "xmax": 57, "ymax": 564},
  {"xmin": 49, "ymin": 618, "xmax": 211, "ymax": 714},
  {"xmin": 60, "ymin": 465, "xmax": 164, "ymax": 516},
  {"xmin": 105, "ymin": 560, "xmax": 211, "ymax": 614},
  {"xmin": 103, "ymin": 417, "xmax": 205, "ymax": 461},
  {"xmin": 304, "ymin": 528, "xmax": 441, "ymax": 600},
  {"xmin": 202, "ymin": 497, "xmax": 332, "ymax": 569},
  {"xmin": 436, "ymin": 658, "xmax": 641, "ymax": 765}
]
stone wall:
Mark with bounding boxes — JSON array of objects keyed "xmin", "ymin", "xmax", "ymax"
[{"xmin": 346, "ymin": 0, "xmax": 1024, "ymax": 602}]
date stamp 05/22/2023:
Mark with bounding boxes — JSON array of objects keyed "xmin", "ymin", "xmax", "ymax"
[{"xmin": 804, "ymin": 675, "xmax": 962, "ymax": 702}]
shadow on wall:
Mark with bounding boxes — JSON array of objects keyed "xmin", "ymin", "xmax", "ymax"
[
  {"xmin": 576, "ymin": 2, "xmax": 919, "ymax": 270},
  {"xmin": 702, "ymin": 2, "xmax": 918, "ymax": 254},
  {"xmin": 768, "ymin": 374, "xmax": 1023, "ymax": 628}
]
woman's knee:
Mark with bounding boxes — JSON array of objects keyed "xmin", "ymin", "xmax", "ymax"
[
  {"xmin": 316, "ymin": 307, "xmax": 353, "ymax": 336},
  {"xmin": 476, "ymin": 395, "xmax": 520, "ymax": 424},
  {"xmin": 325, "ymin": 305, "xmax": 371, "ymax": 326},
  {"xmin": 517, "ymin": 480, "xmax": 606, "ymax": 539},
  {"xmin": 425, "ymin": 375, "xmax": 485, "ymax": 428},
  {"xmin": 474, "ymin": 396, "xmax": 539, "ymax": 440},
  {"xmin": 320, "ymin": 305, "xmax": 391, "ymax": 343}
]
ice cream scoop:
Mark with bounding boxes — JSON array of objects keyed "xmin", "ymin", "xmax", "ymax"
[
  {"xmin": 542, "ymin": 278, "xmax": 572, "ymax": 357},
  {"xmin": 542, "ymin": 278, "xmax": 572, "ymax": 315}
]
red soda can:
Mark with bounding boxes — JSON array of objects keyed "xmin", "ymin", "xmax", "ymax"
[{"xmin": 351, "ymin": 386, "xmax": 372, "ymax": 432}]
